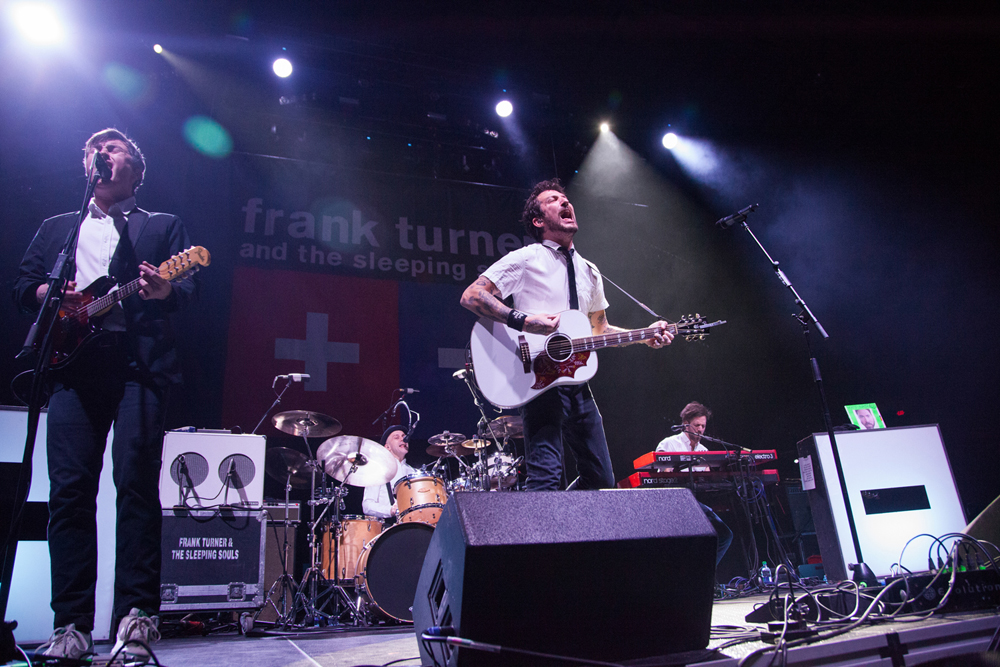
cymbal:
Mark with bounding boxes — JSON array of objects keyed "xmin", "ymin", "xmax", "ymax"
[
  {"xmin": 316, "ymin": 435, "xmax": 398, "ymax": 487},
  {"xmin": 427, "ymin": 431, "xmax": 467, "ymax": 447},
  {"xmin": 483, "ymin": 415, "xmax": 523, "ymax": 439},
  {"xmin": 426, "ymin": 441, "xmax": 476, "ymax": 458},
  {"xmin": 272, "ymin": 410, "xmax": 342, "ymax": 438},
  {"xmin": 264, "ymin": 447, "xmax": 311, "ymax": 489},
  {"xmin": 461, "ymin": 438, "xmax": 491, "ymax": 450}
]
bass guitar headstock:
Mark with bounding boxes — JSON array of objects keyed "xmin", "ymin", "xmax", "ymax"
[{"xmin": 158, "ymin": 246, "xmax": 212, "ymax": 282}]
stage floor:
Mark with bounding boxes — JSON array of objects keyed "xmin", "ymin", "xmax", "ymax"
[{"xmin": 59, "ymin": 594, "xmax": 999, "ymax": 667}]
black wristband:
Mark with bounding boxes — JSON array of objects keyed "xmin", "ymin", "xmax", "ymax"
[{"xmin": 507, "ymin": 309, "xmax": 527, "ymax": 331}]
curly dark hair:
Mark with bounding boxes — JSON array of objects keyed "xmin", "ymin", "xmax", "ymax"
[
  {"xmin": 520, "ymin": 178, "xmax": 564, "ymax": 241},
  {"xmin": 680, "ymin": 401, "xmax": 712, "ymax": 423}
]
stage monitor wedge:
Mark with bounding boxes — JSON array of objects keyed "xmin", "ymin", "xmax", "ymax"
[{"xmin": 413, "ymin": 489, "xmax": 717, "ymax": 667}]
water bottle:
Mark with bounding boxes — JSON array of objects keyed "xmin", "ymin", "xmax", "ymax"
[{"xmin": 760, "ymin": 561, "xmax": 773, "ymax": 586}]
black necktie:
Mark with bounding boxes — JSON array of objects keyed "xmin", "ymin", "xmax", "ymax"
[{"xmin": 560, "ymin": 246, "xmax": 579, "ymax": 310}]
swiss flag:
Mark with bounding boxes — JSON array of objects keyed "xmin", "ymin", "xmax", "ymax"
[{"xmin": 222, "ymin": 266, "xmax": 400, "ymax": 439}]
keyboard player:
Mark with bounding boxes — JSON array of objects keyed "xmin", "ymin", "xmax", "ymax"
[{"xmin": 657, "ymin": 401, "xmax": 732, "ymax": 565}]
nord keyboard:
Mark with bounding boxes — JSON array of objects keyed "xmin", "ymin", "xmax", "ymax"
[
  {"xmin": 617, "ymin": 470, "xmax": 780, "ymax": 489},
  {"xmin": 633, "ymin": 449, "xmax": 778, "ymax": 472}
]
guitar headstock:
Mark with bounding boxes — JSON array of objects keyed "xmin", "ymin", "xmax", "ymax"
[
  {"xmin": 158, "ymin": 246, "xmax": 212, "ymax": 282},
  {"xmin": 675, "ymin": 313, "xmax": 727, "ymax": 341}
]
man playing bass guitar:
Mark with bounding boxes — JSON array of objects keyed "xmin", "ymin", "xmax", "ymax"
[
  {"xmin": 13, "ymin": 128, "xmax": 199, "ymax": 661},
  {"xmin": 460, "ymin": 179, "xmax": 672, "ymax": 491}
]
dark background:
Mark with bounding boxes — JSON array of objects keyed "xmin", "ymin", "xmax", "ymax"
[{"xmin": 2, "ymin": 3, "xmax": 998, "ymax": 524}]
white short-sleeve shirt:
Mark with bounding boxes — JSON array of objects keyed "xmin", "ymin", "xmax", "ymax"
[{"xmin": 481, "ymin": 240, "xmax": 609, "ymax": 316}]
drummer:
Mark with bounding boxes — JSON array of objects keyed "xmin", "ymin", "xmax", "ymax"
[{"xmin": 362, "ymin": 425, "xmax": 418, "ymax": 520}]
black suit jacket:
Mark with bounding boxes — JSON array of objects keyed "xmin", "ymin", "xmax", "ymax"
[{"xmin": 13, "ymin": 207, "xmax": 199, "ymax": 385}]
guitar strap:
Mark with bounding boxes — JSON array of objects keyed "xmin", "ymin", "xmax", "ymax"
[{"xmin": 583, "ymin": 258, "xmax": 664, "ymax": 321}]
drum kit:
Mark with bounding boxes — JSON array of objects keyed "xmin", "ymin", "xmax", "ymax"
[{"xmin": 260, "ymin": 408, "xmax": 525, "ymax": 628}]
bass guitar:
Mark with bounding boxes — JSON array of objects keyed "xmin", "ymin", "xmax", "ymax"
[
  {"xmin": 45, "ymin": 246, "xmax": 211, "ymax": 369},
  {"xmin": 469, "ymin": 309, "xmax": 725, "ymax": 409}
]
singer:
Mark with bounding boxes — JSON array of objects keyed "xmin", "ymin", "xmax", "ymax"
[
  {"xmin": 12, "ymin": 129, "xmax": 199, "ymax": 660},
  {"xmin": 461, "ymin": 179, "xmax": 673, "ymax": 491}
]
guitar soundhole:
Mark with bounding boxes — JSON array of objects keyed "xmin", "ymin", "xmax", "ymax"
[{"xmin": 544, "ymin": 332, "xmax": 573, "ymax": 362}]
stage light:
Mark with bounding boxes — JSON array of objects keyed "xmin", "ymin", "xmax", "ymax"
[
  {"xmin": 662, "ymin": 132, "xmax": 678, "ymax": 150},
  {"xmin": 10, "ymin": 3, "xmax": 65, "ymax": 45},
  {"xmin": 272, "ymin": 57, "xmax": 292, "ymax": 78},
  {"xmin": 495, "ymin": 100, "xmax": 513, "ymax": 117},
  {"xmin": 153, "ymin": 44, "xmax": 163, "ymax": 54},
  {"xmin": 599, "ymin": 122, "xmax": 610, "ymax": 133}
]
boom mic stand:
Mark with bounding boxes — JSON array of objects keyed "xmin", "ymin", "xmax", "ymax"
[
  {"xmin": 724, "ymin": 204, "xmax": 868, "ymax": 580},
  {"xmin": 1, "ymin": 163, "xmax": 105, "ymax": 624}
]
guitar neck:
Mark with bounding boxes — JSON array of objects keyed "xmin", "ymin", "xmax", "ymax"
[
  {"xmin": 84, "ymin": 275, "xmax": 144, "ymax": 318},
  {"xmin": 573, "ymin": 323, "xmax": 677, "ymax": 352}
]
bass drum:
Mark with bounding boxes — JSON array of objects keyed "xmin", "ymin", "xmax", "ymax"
[{"xmin": 354, "ymin": 521, "xmax": 435, "ymax": 622}]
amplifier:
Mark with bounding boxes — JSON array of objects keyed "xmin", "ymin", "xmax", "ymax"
[
  {"xmin": 160, "ymin": 509, "xmax": 266, "ymax": 612},
  {"xmin": 159, "ymin": 431, "xmax": 266, "ymax": 510}
]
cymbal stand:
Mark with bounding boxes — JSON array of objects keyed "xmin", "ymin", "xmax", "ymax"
[
  {"xmin": 325, "ymin": 482, "xmax": 363, "ymax": 625},
  {"xmin": 258, "ymin": 471, "xmax": 297, "ymax": 628},
  {"xmin": 294, "ymin": 459, "xmax": 333, "ymax": 627}
]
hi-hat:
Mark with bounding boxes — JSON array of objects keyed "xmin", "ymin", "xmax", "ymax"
[
  {"xmin": 264, "ymin": 447, "xmax": 311, "ymax": 489},
  {"xmin": 427, "ymin": 431, "xmax": 467, "ymax": 447},
  {"xmin": 316, "ymin": 435, "xmax": 398, "ymax": 487},
  {"xmin": 483, "ymin": 415, "xmax": 523, "ymax": 439},
  {"xmin": 272, "ymin": 410, "xmax": 342, "ymax": 438}
]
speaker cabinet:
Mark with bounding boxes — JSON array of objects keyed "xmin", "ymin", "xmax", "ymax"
[
  {"xmin": 413, "ymin": 489, "xmax": 717, "ymax": 666},
  {"xmin": 159, "ymin": 431, "xmax": 266, "ymax": 509}
]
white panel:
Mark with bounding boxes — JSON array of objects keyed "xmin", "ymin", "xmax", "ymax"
[
  {"xmin": 0, "ymin": 407, "xmax": 117, "ymax": 643},
  {"xmin": 812, "ymin": 425, "xmax": 966, "ymax": 577}
]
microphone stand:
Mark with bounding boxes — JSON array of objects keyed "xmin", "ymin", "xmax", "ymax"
[
  {"xmin": 1, "ymin": 167, "xmax": 103, "ymax": 623},
  {"xmin": 731, "ymin": 210, "xmax": 867, "ymax": 578},
  {"xmin": 251, "ymin": 376, "xmax": 296, "ymax": 435}
]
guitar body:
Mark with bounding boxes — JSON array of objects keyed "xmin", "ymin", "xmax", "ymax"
[
  {"xmin": 50, "ymin": 276, "xmax": 118, "ymax": 369},
  {"xmin": 469, "ymin": 310, "xmax": 598, "ymax": 409},
  {"xmin": 40, "ymin": 246, "xmax": 211, "ymax": 370}
]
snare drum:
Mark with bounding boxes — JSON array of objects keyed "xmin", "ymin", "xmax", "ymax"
[
  {"xmin": 354, "ymin": 521, "xmax": 435, "ymax": 622},
  {"xmin": 321, "ymin": 515, "xmax": 383, "ymax": 581},
  {"xmin": 394, "ymin": 474, "xmax": 447, "ymax": 525}
]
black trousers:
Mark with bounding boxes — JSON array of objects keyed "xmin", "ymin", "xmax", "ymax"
[
  {"xmin": 46, "ymin": 345, "xmax": 168, "ymax": 632},
  {"xmin": 519, "ymin": 384, "xmax": 615, "ymax": 491}
]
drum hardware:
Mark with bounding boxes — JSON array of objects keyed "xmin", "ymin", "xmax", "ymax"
[{"xmin": 258, "ymin": 447, "xmax": 309, "ymax": 628}]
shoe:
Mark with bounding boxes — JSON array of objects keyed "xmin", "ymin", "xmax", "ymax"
[
  {"xmin": 37, "ymin": 623, "xmax": 94, "ymax": 659},
  {"xmin": 111, "ymin": 608, "xmax": 161, "ymax": 660}
]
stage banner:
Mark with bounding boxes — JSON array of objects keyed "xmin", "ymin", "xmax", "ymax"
[{"xmin": 220, "ymin": 155, "xmax": 527, "ymax": 439}]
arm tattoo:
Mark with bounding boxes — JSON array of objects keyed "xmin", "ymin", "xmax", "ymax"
[{"xmin": 462, "ymin": 276, "xmax": 511, "ymax": 323}]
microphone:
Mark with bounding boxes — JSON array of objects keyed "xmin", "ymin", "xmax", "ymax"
[
  {"xmin": 399, "ymin": 388, "xmax": 420, "ymax": 394},
  {"xmin": 452, "ymin": 369, "xmax": 468, "ymax": 380},
  {"xmin": 276, "ymin": 373, "xmax": 310, "ymax": 382},
  {"xmin": 671, "ymin": 424, "xmax": 689, "ymax": 432},
  {"xmin": 715, "ymin": 203, "xmax": 758, "ymax": 229},
  {"xmin": 94, "ymin": 152, "xmax": 112, "ymax": 181}
]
